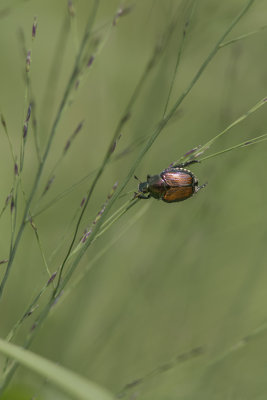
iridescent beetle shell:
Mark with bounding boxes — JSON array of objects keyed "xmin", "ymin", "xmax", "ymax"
[{"xmin": 137, "ymin": 164, "xmax": 206, "ymax": 203}]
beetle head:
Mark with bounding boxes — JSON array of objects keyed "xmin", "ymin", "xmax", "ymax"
[{"xmin": 139, "ymin": 181, "xmax": 149, "ymax": 194}]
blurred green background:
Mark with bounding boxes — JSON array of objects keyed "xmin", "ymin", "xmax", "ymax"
[{"xmin": 1, "ymin": 0, "xmax": 267, "ymax": 399}]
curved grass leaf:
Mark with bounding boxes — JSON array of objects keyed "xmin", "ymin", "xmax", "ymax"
[{"xmin": 0, "ymin": 337, "xmax": 114, "ymax": 400}]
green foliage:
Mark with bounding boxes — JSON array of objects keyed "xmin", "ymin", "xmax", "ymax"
[{"xmin": 0, "ymin": 0, "xmax": 267, "ymax": 399}]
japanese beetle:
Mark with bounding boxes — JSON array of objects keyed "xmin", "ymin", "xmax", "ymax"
[{"xmin": 135, "ymin": 160, "xmax": 206, "ymax": 203}]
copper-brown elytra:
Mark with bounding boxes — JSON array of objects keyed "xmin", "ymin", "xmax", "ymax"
[{"xmin": 135, "ymin": 160, "xmax": 206, "ymax": 203}]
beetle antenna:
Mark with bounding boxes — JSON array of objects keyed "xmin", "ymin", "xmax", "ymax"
[{"xmin": 134, "ymin": 175, "xmax": 141, "ymax": 182}]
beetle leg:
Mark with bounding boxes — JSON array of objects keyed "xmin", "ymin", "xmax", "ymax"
[
  {"xmin": 135, "ymin": 192, "xmax": 151, "ymax": 200},
  {"xmin": 195, "ymin": 182, "xmax": 207, "ymax": 192},
  {"xmin": 175, "ymin": 159, "xmax": 200, "ymax": 168},
  {"xmin": 140, "ymin": 194, "xmax": 151, "ymax": 200}
]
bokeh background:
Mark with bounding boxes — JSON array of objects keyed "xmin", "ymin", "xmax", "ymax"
[{"xmin": 1, "ymin": 0, "xmax": 267, "ymax": 399}]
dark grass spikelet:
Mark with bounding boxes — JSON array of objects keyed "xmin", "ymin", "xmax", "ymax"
[
  {"xmin": 23, "ymin": 104, "xmax": 31, "ymax": 140},
  {"xmin": 109, "ymin": 134, "xmax": 121, "ymax": 155},
  {"xmin": 120, "ymin": 112, "xmax": 131, "ymax": 125},
  {"xmin": 80, "ymin": 197, "xmax": 86, "ymax": 208},
  {"xmin": 63, "ymin": 120, "xmax": 84, "ymax": 154},
  {"xmin": 22, "ymin": 304, "xmax": 39, "ymax": 321},
  {"xmin": 22, "ymin": 123, "xmax": 28, "ymax": 139},
  {"xmin": 0, "ymin": 113, "xmax": 6, "ymax": 130},
  {"xmin": 26, "ymin": 103, "xmax": 31, "ymax": 121},
  {"xmin": 10, "ymin": 196, "xmax": 14, "ymax": 213},
  {"xmin": 87, "ymin": 55, "xmax": 94, "ymax": 67},
  {"xmin": 14, "ymin": 163, "xmax": 18, "ymax": 176},
  {"xmin": 47, "ymin": 271, "xmax": 57, "ymax": 286},
  {"xmin": 42, "ymin": 175, "xmax": 55, "ymax": 195},
  {"xmin": 32, "ymin": 16, "xmax": 37, "ymax": 39},
  {"xmin": 82, "ymin": 228, "xmax": 92, "ymax": 243},
  {"xmin": 64, "ymin": 139, "xmax": 71, "ymax": 153},
  {"xmin": 184, "ymin": 146, "xmax": 201, "ymax": 157}
]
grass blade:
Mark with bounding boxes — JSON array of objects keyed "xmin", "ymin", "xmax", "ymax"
[{"xmin": 0, "ymin": 337, "xmax": 114, "ymax": 400}]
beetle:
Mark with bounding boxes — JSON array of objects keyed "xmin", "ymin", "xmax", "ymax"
[{"xmin": 135, "ymin": 160, "xmax": 206, "ymax": 203}]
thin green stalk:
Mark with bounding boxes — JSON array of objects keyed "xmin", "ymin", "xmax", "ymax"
[
  {"xmin": 220, "ymin": 24, "xmax": 267, "ymax": 48},
  {"xmin": 5, "ymin": 198, "xmax": 139, "ymax": 347},
  {"xmin": 69, "ymin": 198, "xmax": 139, "ymax": 259},
  {"xmin": 164, "ymin": 0, "xmax": 255, "ymax": 128},
  {"xmin": 187, "ymin": 319, "xmax": 267, "ymax": 399},
  {"xmin": 31, "ymin": 136, "xmax": 147, "ymax": 219},
  {"xmin": 94, "ymin": 199, "xmax": 139, "ymax": 241},
  {"xmin": 2, "ymin": 198, "xmax": 144, "ymax": 386},
  {"xmin": 199, "ymin": 133, "xmax": 267, "ymax": 163},
  {"xmin": 117, "ymin": 346, "xmax": 204, "ymax": 399},
  {"xmin": 0, "ymin": 113, "xmax": 17, "ymax": 165},
  {"xmin": 68, "ymin": 1, "xmax": 79, "ymax": 54},
  {"xmin": 30, "ymin": 100, "xmax": 41, "ymax": 163},
  {"xmin": 55, "ymin": 202, "xmax": 150, "ymax": 309},
  {"xmin": 41, "ymin": 1, "xmax": 99, "ymax": 166},
  {"xmin": 54, "ymin": 0, "xmax": 255, "ymax": 297},
  {"xmin": 0, "ymin": 0, "xmax": 257, "ymax": 390},
  {"xmin": 46, "ymin": 198, "xmax": 89, "ymax": 266},
  {"xmin": 52, "ymin": 19, "xmax": 174, "ymax": 292},
  {"xmin": 0, "ymin": 189, "xmax": 13, "ymax": 220},
  {"xmin": 9, "ymin": 189, "xmax": 18, "ymax": 252},
  {"xmin": 197, "ymin": 97, "xmax": 267, "ymax": 156},
  {"xmin": 19, "ymin": 16, "xmax": 36, "ymax": 173},
  {"xmin": 39, "ymin": 120, "xmax": 84, "ymax": 201},
  {"xmin": 163, "ymin": 0, "xmax": 196, "ymax": 117},
  {"xmin": 0, "ymin": 0, "xmax": 99, "ymax": 300},
  {"xmin": 209, "ymin": 319, "xmax": 267, "ymax": 368},
  {"xmin": 0, "ymin": 302, "xmax": 52, "ymax": 393},
  {"xmin": 40, "ymin": 7, "xmax": 118, "ymax": 183},
  {"xmin": 19, "ymin": 78, "xmax": 30, "ymax": 173},
  {"xmin": 29, "ymin": 218, "xmax": 52, "ymax": 278},
  {"xmin": 0, "ymin": 114, "xmax": 19, "ymax": 250},
  {"xmin": 5, "ymin": 282, "xmax": 50, "ymax": 344},
  {"xmin": 39, "ymin": 17, "xmax": 69, "ymax": 146},
  {"xmin": 172, "ymin": 97, "xmax": 267, "ymax": 166}
]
